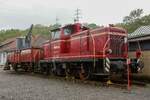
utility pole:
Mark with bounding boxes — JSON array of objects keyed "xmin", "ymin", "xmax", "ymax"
[
  {"xmin": 56, "ymin": 16, "xmax": 59, "ymax": 25},
  {"xmin": 54, "ymin": 16, "xmax": 61, "ymax": 28},
  {"xmin": 74, "ymin": 8, "xmax": 81, "ymax": 23}
]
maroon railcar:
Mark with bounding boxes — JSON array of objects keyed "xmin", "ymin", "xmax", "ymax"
[{"xmin": 6, "ymin": 48, "xmax": 43, "ymax": 71}]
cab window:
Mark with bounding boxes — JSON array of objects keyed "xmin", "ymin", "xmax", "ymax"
[
  {"xmin": 64, "ymin": 26, "xmax": 73, "ymax": 35},
  {"xmin": 51, "ymin": 29, "xmax": 61, "ymax": 39}
]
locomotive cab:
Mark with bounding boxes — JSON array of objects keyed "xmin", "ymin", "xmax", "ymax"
[
  {"xmin": 61, "ymin": 23, "xmax": 87, "ymax": 53},
  {"xmin": 49, "ymin": 23, "xmax": 86, "ymax": 56},
  {"xmin": 61, "ymin": 23, "xmax": 88, "ymax": 38}
]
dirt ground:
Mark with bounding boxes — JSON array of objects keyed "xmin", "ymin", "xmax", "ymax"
[{"xmin": 0, "ymin": 68, "xmax": 150, "ymax": 100}]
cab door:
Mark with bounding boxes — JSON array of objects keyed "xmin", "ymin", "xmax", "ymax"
[
  {"xmin": 61, "ymin": 26, "xmax": 73, "ymax": 53},
  {"xmin": 50, "ymin": 29, "xmax": 61, "ymax": 57}
]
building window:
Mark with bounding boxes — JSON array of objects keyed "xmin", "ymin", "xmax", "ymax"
[
  {"xmin": 129, "ymin": 40, "xmax": 150, "ymax": 51},
  {"xmin": 129, "ymin": 42, "xmax": 139, "ymax": 51}
]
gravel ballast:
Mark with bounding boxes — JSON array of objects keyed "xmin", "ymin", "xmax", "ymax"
[{"xmin": 0, "ymin": 68, "xmax": 150, "ymax": 100}]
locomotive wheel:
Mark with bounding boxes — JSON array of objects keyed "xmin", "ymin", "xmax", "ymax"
[
  {"xmin": 65, "ymin": 69, "xmax": 69, "ymax": 79},
  {"xmin": 24, "ymin": 67, "xmax": 28, "ymax": 72},
  {"xmin": 79, "ymin": 65, "xmax": 91, "ymax": 80},
  {"xmin": 13, "ymin": 64, "xmax": 18, "ymax": 72},
  {"xmin": 46, "ymin": 66, "xmax": 50, "ymax": 75}
]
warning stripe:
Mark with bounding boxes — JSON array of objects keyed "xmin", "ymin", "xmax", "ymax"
[
  {"xmin": 105, "ymin": 67, "xmax": 110, "ymax": 73},
  {"xmin": 105, "ymin": 57, "xmax": 110, "ymax": 72},
  {"xmin": 137, "ymin": 58, "xmax": 140, "ymax": 63},
  {"xmin": 137, "ymin": 58, "xmax": 141, "ymax": 72}
]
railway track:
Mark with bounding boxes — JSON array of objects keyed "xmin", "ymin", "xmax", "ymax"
[
  {"xmin": 7, "ymin": 69, "xmax": 146, "ymax": 90},
  {"xmin": 20, "ymin": 71, "xmax": 146, "ymax": 90}
]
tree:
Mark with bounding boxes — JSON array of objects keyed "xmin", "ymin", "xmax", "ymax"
[
  {"xmin": 123, "ymin": 16, "xmax": 133, "ymax": 23},
  {"xmin": 83, "ymin": 23, "xmax": 99, "ymax": 29},
  {"xmin": 123, "ymin": 9, "xmax": 143, "ymax": 23},
  {"xmin": 87, "ymin": 23, "xmax": 99, "ymax": 29},
  {"xmin": 129, "ymin": 9, "xmax": 143, "ymax": 19},
  {"xmin": 51, "ymin": 24, "xmax": 61, "ymax": 30},
  {"xmin": 117, "ymin": 13, "xmax": 150, "ymax": 33}
]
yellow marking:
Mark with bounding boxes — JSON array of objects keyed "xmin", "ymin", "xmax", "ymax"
[{"xmin": 107, "ymin": 80, "xmax": 113, "ymax": 85}]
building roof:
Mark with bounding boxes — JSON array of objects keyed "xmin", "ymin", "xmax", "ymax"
[
  {"xmin": 128, "ymin": 25, "xmax": 150, "ymax": 39},
  {"xmin": 0, "ymin": 37, "xmax": 16, "ymax": 47},
  {"xmin": 0, "ymin": 34, "xmax": 49, "ymax": 52},
  {"xmin": 0, "ymin": 38, "xmax": 16, "ymax": 52}
]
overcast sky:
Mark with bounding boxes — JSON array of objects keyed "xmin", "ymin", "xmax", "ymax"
[{"xmin": 0, "ymin": 0, "xmax": 150, "ymax": 30}]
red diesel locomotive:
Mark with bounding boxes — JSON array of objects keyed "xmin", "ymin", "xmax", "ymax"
[{"xmin": 5, "ymin": 23, "xmax": 143, "ymax": 79}]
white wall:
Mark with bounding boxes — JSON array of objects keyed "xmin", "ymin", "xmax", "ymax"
[{"xmin": 0, "ymin": 52, "xmax": 7, "ymax": 66}]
